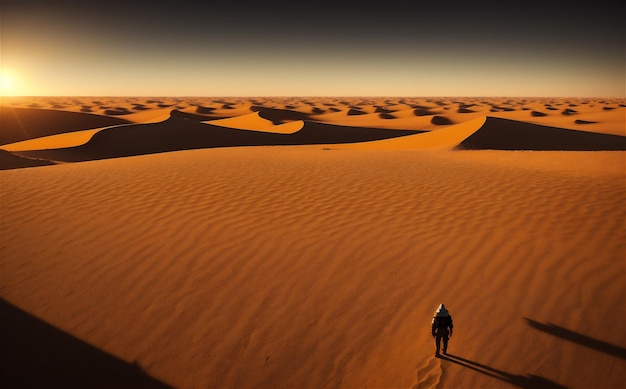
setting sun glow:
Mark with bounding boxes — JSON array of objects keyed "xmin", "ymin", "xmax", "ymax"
[
  {"xmin": 1, "ymin": 70, "xmax": 18, "ymax": 96},
  {"xmin": 2, "ymin": 1, "xmax": 624, "ymax": 97}
]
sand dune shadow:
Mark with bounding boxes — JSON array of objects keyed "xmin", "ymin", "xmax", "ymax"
[
  {"xmin": 457, "ymin": 117, "xmax": 626, "ymax": 150},
  {"xmin": 17, "ymin": 112, "xmax": 422, "ymax": 162},
  {"xmin": 0, "ymin": 107, "xmax": 131, "ymax": 145},
  {"xmin": 439, "ymin": 354, "xmax": 568, "ymax": 389},
  {"xmin": 0, "ymin": 149, "xmax": 55, "ymax": 170},
  {"xmin": 0, "ymin": 298, "xmax": 173, "ymax": 389}
]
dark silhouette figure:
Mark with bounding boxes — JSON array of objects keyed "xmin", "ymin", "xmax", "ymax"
[{"xmin": 431, "ymin": 303, "xmax": 453, "ymax": 355}]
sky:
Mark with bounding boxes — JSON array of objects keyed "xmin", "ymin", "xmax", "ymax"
[{"xmin": 1, "ymin": 0, "xmax": 624, "ymax": 97}]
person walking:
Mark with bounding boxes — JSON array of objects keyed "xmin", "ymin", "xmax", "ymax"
[{"xmin": 431, "ymin": 303, "xmax": 453, "ymax": 356}]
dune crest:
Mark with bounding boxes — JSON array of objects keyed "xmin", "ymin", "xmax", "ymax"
[
  {"xmin": 206, "ymin": 112, "xmax": 276, "ymax": 130},
  {"xmin": 2, "ymin": 128, "xmax": 111, "ymax": 152},
  {"xmin": 339, "ymin": 116, "xmax": 487, "ymax": 150},
  {"xmin": 13, "ymin": 113, "xmax": 420, "ymax": 162},
  {"xmin": 206, "ymin": 113, "xmax": 305, "ymax": 134}
]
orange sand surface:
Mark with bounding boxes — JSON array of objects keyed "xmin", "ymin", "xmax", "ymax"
[{"xmin": 1, "ymin": 97, "xmax": 625, "ymax": 388}]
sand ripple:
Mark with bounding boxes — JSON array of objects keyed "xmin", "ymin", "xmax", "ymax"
[{"xmin": 1, "ymin": 147, "xmax": 623, "ymax": 388}]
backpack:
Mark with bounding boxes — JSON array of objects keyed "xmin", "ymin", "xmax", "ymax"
[{"xmin": 436, "ymin": 316, "xmax": 451, "ymax": 329}]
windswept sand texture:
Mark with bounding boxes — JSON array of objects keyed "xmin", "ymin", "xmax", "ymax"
[{"xmin": 1, "ymin": 97, "xmax": 625, "ymax": 389}]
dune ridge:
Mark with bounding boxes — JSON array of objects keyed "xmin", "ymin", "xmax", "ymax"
[
  {"xmin": 2, "ymin": 128, "xmax": 112, "ymax": 153},
  {"xmin": 337, "ymin": 117, "xmax": 487, "ymax": 150},
  {"xmin": 205, "ymin": 112, "xmax": 304, "ymax": 134},
  {"xmin": 14, "ymin": 113, "xmax": 421, "ymax": 162}
]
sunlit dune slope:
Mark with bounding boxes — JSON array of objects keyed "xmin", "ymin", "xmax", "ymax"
[
  {"xmin": 2, "ymin": 128, "xmax": 108, "ymax": 152},
  {"xmin": 207, "ymin": 111, "xmax": 305, "ymax": 133},
  {"xmin": 118, "ymin": 108, "xmax": 175, "ymax": 124},
  {"xmin": 208, "ymin": 112, "xmax": 276, "ymax": 130}
]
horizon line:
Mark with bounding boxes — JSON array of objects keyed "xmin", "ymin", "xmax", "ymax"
[{"xmin": 2, "ymin": 95, "xmax": 625, "ymax": 99}]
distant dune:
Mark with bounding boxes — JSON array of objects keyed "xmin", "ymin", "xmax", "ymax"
[{"xmin": 0, "ymin": 96, "xmax": 624, "ymax": 389}]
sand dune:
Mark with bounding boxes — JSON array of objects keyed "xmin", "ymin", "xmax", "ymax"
[
  {"xmin": 338, "ymin": 117, "xmax": 487, "ymax": 150},
  {"xmin": 430, "ymin": 115, "xmax": 454, "ymax": 125},
  {"xmin": 317, "ymin": 110, "xmax": 437, "ymax": 130},
  {"xmin": 0, "ymin": 96, "xmax": 625, "ymax": 389},
  {"xmin": 331, "ymin": 115, "xmax": 626, "ymax": 152},
  {"xmin": 0, "ymin": 149, "xmax": 55, "ymax": 170},
  {"xmin": 207, "ymin": 112, "xmax": 306, "ymax": 134},
  {"xmin": 14, "ymin": 112, "xmax": 420, "ymax": 162},
  {"xmin": 252, "ymin": 106, "xmax": 313, "ymax": 123},
  {"xmin": 458, "ymin": 117, "xmax": 626, "ymax": 150},
  {"xmin": 0, "ymin": 106, "xmax": 130, "ymax": 145},
  {"xmin": 118, "ymin": 108, "xmax": 175, "ymax": 124},
  {"xmin": 208, "ymin": 112, "xmax": 277, "ymax": 130},
  {"xmin": 3, "ymin": 96, "xmax": 622, "ymax": 136},
  {"xmin": 2, "ymin": 128, "xmax": 110, "ymax": 153}
]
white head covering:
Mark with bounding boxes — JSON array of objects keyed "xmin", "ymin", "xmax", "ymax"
[{"xmin": 435, "ymin": 303, "xmax": 449, "ymax": 317}]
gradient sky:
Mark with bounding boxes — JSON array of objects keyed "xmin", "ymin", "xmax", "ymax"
[{"xmin": 1, "ymin": 0, "xmax": 624, "ymax": 96}]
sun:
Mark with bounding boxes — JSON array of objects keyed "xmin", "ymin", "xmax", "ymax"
[{"xmin": 1, "ymin": 70, "xmax": 19, "ymax": 96}]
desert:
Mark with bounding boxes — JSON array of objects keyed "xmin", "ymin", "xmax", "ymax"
[{"xmin": 1, "ymin": 96, "xmax": 624, "ymax": 388}]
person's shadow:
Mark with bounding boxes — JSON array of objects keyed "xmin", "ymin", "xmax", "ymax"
[
  {"xmin": 438, "ymin": 354, "xmax": 568, "ymax": 389},
  {"xmin": 524, "ymin": 318, "xmax": 626, "ymax": 360}
]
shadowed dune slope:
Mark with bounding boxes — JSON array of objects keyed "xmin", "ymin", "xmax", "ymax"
[
  {"xmin": 0, "ymin": 298, "xmax": 173, "ymax": 389},
  {"xmin": 0, "ymin": 107, "xmax": 131, "ymax": 145},
  {"xmin": 293, "ymin": 120, "xmax": 422, "ymax": 144},
  {"xmin": 458, "ymin": 117, "xmax": 626, "ymax": 151},
  {"xmin": 0, "ymin": 149, "xmax": 55, "ymax": 170},
  {"xmin": 170, "ymin": 109, "xmax": 223, "ymax": 121},
  {"xmin": 17, "ymin": 113, "xmax": 421, "ymax": 162},
  {"xmin": 252, "ymin": 106, "xmax": 313, "ymax": 123}
]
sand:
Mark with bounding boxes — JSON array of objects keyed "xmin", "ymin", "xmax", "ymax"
[{"xmin": 1, "ymin": 96, "xmax": 625, "ymax": 389}]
